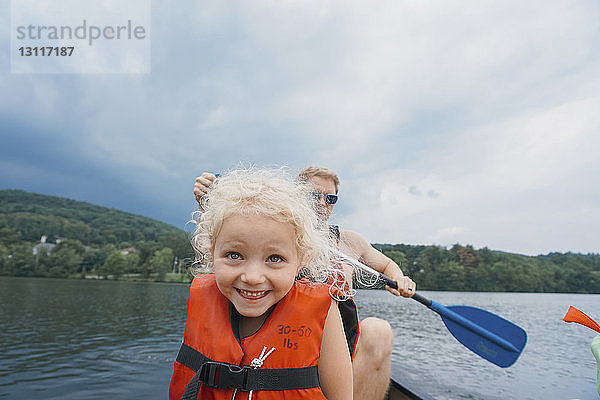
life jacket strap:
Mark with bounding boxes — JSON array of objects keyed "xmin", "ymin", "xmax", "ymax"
[
  {"xmin": 176, "ymin": 342, "xmax": 320, "ymax": 398},
  {"xmin": 338, "ymin": 299, "xmax": 360, "ymax": 359}
]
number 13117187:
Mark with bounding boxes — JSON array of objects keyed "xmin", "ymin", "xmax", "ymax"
[{"xmin": 19, "ymin": 47, "xmax": 74, "ymax": 56}]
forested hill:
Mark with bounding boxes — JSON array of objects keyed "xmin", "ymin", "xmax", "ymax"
[
  {"xmin": 0, "ymin": 189, "xmax": 183, "ymax": 245},
  {"xmin": 0, "ymin": 189, "xmax": 192, "ymax": 281}
]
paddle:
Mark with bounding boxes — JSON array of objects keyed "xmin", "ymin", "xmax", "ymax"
[
  {"xmin": 332, "ymin": 249, "xmax": 527, "ymax": 368},
  {"xmin": 563, "ymin": 306, "xmax": 600, "ymax": 396},
  {"xmin": 563, "ymin": 306, "xmax": 600, "ymax": 333}
]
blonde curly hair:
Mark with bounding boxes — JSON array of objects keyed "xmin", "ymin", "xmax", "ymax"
[{"xmin": 190, "ymin": 167, "xmax": 352, "ymax": 298}]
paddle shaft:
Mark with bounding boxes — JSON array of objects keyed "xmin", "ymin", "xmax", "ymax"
[{"xmin": 333, "ymin": 249, "xmax": 520, "ymax": 353}]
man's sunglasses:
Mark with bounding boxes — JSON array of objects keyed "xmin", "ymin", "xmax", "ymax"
[{"xmin": 310, "ymin": 191, "xmax": 338, "ymax": 205}]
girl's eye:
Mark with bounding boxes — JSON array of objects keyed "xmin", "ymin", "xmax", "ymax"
[
  {"xmin": 226, "ymin": 252, "xmax": 242, "ymax": 260},
  {"xmin": 267, "ymin": 254, "xmax": 284, "ymax": 263}
]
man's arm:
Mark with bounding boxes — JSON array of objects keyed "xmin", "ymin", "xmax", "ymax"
[{"xmin": 340, "ymin": 229, "xmax": 415, "ymax": 297}]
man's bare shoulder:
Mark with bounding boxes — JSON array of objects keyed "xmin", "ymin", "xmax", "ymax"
[
  {"xmin": 338, "ymin": 229, "xmax": 371, "ymax": 257},
  {"xmin": 339, "ymin": 228, "xmax": 365, "ymax": 242},
  {"xmin": 338, "ymin": 228, "xmax": 392, "ymax": 270}
]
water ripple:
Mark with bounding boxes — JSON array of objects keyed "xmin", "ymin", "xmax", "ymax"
[{"xmin": 1, "ymin": 277, "xmax": 598, "ymax": 399}]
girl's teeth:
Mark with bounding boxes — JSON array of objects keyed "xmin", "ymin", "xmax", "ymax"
[{"xmin": 240, "ymin": 289, "xmax": 266, "ymax": 298}]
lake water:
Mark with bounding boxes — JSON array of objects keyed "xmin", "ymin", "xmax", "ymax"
[{"xmin": 0, "ymin": 277, "xmax": 598, "ymax": 399}]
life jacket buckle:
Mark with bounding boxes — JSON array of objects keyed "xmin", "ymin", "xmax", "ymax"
[{"xmin": 201, "ymin": 361, "xmax": 251, "ymax": 391}]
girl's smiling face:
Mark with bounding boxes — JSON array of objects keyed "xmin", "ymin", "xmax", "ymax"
[{"xmin": 213, "ymin": 213, "xmax": 301, "ymax": 320}]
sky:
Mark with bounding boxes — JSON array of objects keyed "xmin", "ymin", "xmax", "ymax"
[{"xmin": 1, "ymin": 0, "xmax": 599, "ymax": 256}]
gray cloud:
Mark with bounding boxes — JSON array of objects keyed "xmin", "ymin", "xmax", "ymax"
[{"xmin": 1, "ymin": 0, "xmax": 599, "ymax": 255}]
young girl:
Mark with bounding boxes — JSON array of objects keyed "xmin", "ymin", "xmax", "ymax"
[{"xmin": 169, "ymin": 168, "xmax": 353, "ymax": 400}]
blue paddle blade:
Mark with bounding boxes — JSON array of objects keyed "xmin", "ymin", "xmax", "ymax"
[{"xmin": 430, "ymin": 302, "xmax": 527, "ymax": 368}]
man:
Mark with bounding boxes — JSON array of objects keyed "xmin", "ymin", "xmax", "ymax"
[{"xmin": 194, "ymin": 167, "xmax": 416, "ymax": 400}]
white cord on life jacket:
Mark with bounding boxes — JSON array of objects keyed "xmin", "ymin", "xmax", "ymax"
[
  {"xmin": 248, "ymin": 346, "xmax": 276, "ymax": 400},
  {"xmin": 251, "ymin": 346, "xmax": 276, "ymax": 369},
  {"xmin": 230, "ymin": 346, "xmax": 276, "ymax": 400}
]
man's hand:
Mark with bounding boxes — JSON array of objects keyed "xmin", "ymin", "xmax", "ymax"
[
  {"xmin": 339, "ymin": 229, "xmax": 418, "ymax": 298},
  {"xmin": 386, "ymin": 273, "xmax": 416, "ymax": 298},
  {"xmin": 194, "ymin": 172, "xmax": 217, "ymax": 205}
]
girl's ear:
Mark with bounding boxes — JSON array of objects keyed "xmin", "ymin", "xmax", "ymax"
[
  {"xmin": 296, "ymin": 250, "xmax": 305, "ymax": 270},
  {"xmin": 296, "ymin": 252, "xmax": 309, "ymax": 275}
]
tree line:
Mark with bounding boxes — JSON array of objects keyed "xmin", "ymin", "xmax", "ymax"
[
  {"xmin": 376, "ymin": 243, "xmax": 600, "ymax": 293},
  {"xmin": 0, "ymin": 227, "xmax": 194, "ymax": 281}
]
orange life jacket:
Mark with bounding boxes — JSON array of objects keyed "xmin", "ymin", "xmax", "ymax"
[{"xmin": 169, "ymin": 274, "xmax": 332, "ymax": 400}]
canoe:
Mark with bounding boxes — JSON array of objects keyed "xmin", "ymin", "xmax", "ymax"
[
  {"xmin": 388, "ymin": 365, "xmax": 435, "ymax": 400},
  {"xmin": 388, "ymin": 378, "xmax": 434, "ymax": 400}
]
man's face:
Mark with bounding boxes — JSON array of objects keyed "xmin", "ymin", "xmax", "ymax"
[{"xmin": 308, "ymin": 176, "xmax": 337, "ymax": 221}]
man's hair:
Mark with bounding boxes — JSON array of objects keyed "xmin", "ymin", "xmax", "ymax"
[{"xmin": 297, "ymin": 166, "xmax": 340, "ymax": 194}]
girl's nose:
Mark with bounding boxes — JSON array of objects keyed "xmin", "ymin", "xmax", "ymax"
[{"xmin": 240, "ymin": 260, "xmax": 265, "ymax": 285}]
